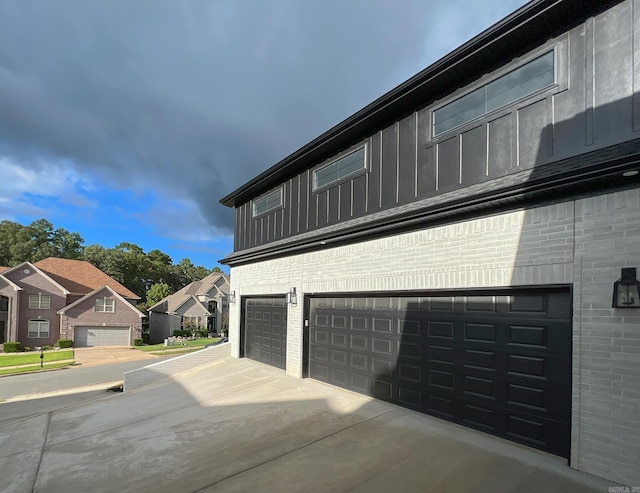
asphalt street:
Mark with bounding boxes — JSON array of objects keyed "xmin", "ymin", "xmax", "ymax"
[{"xmin": 0, "ymin": 359, "xmax": 162, "ymax": 401}]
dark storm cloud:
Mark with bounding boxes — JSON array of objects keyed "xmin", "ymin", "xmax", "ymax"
[{"xmin": 0, "ymin": 0, "xmax": 523, "ymax": 233}]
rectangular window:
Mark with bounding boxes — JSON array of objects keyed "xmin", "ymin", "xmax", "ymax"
[
  {"xmin": 29, "ymin": 294, "xmax": 51, "ymax": 309},
  {"xmin": 313, "ymin": 146, "xmax": 366, "ymax": 190},
  {"xmin": 0, "ymin": 298, "xmax": 7, "ymax": 311},
  {"xmin": 252, "ymin": 188, "xmax": 282, "ymax": 217},
  {"xmin": 95, "ymin": 298, "xmax": 115, "ymax": 312},
  {"xmin": 28, "ymin": 319, "xmax": 50, "ymax": 338},
  {"xmin": 433, "ymin": 51, "xmax": 555, "ymax": 136}
]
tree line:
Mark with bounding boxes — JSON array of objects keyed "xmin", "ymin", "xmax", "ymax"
[{"xmin": 0, "ymin": 219, "xmax": 221, "ymax": 309}]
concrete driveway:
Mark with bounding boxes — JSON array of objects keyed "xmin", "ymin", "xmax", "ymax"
[
  {"xmin": 1, "ymin": 358, "xmax": 613, "ymax": 493},
  {"xmin": 72, "ymin": 346, "xmax": 158, "ymax": 368}
]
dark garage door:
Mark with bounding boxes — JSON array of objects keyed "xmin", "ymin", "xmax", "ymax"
[
  {"xmin": 308, "ymin": 290, "xmax": 571, "ymax": 457},
  {"xmin": 243, "ymin": 297, "xmax": 287, "ymax": 370}
]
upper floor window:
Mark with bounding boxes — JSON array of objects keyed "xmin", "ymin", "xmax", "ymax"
[
  {"xmin": 29, "ymin": 294, "xmax": 51, "ymax": 309},
  {"xmin": 95, "ymin": 298, "xmax": 115, "ymax": 313},
  {"xmin": 313, "ymin": 146, "xmax": 366, "ymax": 190},
  {"xmin": 252, "ymin": 188, "xmax": 282, "ymax": 217},
  {"xmin": 28, "ymin": 319, "xmax": 49, "ymax": 338},
  {"xmin": 433, "ymin": 51, "xmax": 555, "ymax": 136},
  {"xmin": 0, "ymin": 298, "xmax": 8, "ymax": 311}
]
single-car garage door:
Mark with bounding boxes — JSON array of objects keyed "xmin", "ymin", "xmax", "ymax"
[
  {"xmin": 74, "ymin": 326, "xmax": 131, "ymax": 347},
  {"xmin": 243, "ymin": 297, "xmax": 287, "ymax": 369},
  {"xmin": 308, "ymin": 289, "xmax": 571, "ymax": 457}
]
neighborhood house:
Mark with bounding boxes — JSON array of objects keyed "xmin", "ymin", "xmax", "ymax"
[
  {"xmin": 220, "ymin": 0, "xmax": 640, "ymax": 486},
  {"xmin": 148, "ymin": 272, "xmax": 230, "ymax": 344},
  {"xmin": 0, "ymin": 257, "xmax": 143, "ymax": 348}
]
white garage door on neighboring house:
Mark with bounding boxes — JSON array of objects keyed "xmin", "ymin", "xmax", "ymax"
[{"xmin": 74, "ymin": 326, "xmax": 131, "ymax": 347}]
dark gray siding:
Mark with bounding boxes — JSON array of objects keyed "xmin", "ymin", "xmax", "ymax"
[{"xmin": 234, "ymin": 1, "xmax": 639, "ymax": 251}]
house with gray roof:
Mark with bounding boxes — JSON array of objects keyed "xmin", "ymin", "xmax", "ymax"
[{"xmin": 148, "ymin": 272, "xmax": 230, "ymax": 343}]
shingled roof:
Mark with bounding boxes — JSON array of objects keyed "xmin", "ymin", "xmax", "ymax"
[
  {"xmin": 149, "ymin": 271, "xmax": 229, "ymax": 313},
  {"xmin": 33, "ymin": 257, "xmax": 140, "ymax": 300}
]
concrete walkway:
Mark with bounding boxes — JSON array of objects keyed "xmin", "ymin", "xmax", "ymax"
[{"xmin": 0, "ymin": 358, "xmax": 615, "ymax": 493}]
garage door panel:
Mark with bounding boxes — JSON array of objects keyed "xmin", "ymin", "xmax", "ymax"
[
  {"xmin": 243, "ymin": 297, "xmax": 287, "ymax": 370},
  {"xmin": 75, "ymin": 326, "xmax": 130, "ymax": 347},
  {"xmin": 308, "ymin": 289, "xmax": 571, "ymax": 458}
]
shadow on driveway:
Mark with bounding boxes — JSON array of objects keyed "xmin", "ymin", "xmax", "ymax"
[{"xmin": 0, "ymin": 358, "xmax": 614, "ymax": 493}]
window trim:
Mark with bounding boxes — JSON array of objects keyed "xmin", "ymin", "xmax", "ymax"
[
  {"xmin": 28, "ymin": 319, "xmax": 50, "ymax": 338},
  {"xmin": 95, "ymin": 297, "xmax": 115, "ymax": 313},
  {"xmin": 432, "ymin": 47, "xmax": 559, "ymax": 138},
  {"xmin": 251, "ymin": 188, "xmax": 283, "ymax": 218},
  {"xmin": 312, "ymin": 144, "xmax": 367, "ymax": 191},
  {"xmin": 28, "ymin": 294, "xmax": 51, "ymax": 309}
]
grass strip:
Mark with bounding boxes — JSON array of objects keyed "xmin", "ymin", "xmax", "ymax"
[
  {"xmin": 0, "ymin": 350, "xmax": 75, "ymax": 367},
  {"xmin": 135, "ymin": 339, "xmax": 219, "ymax": 352},
  {"xmin": 0, "ymin": 361, "xmax": 74, "ymax": 376}
]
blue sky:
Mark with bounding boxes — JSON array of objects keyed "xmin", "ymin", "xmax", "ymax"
[{"xmin": 0, "ymin": 0, "xmax": 528, "ymax": 271}]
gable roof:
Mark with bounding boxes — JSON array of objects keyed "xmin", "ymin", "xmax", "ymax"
[
  {"xmin": 220, "ymin": 0, "xmax": 622, "ymax": 207},
  {"xmin": 149, "ymin": 272, "xmax": 229, "ymax": 313},
  {"xmin": 2, "ymin": 261, "xmax": 70, "ymax": 295},
  {"xmin": 0, "ymin": 273, "xmax": 22, "ymax": 291},
  {"xmin": 33, "ymin": 257, "xmax": 140, "ymax": 299},
  {"xmin": 58, "ymin": 285, "xmax": 144, "ymax": 317}
]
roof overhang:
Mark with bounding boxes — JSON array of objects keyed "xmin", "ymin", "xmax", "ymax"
[{"xmin": 220, "ymin": 0, "xmax": 622, "ymax": 207}]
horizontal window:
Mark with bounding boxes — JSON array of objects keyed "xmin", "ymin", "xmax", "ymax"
[
  {"xmin": 29, "ymin": 294, "xmax": 51, "ymax": 309},
  {"xmin": 313, "ymin": 146, "xmax": 366, "ymax": 190},
  {"xmin": 96, "ymin": 298, "xmax": 115, "ymax": 313},
  {"xmin": 433, "ymin": 51, "xmax": 555, "ymax": 136},
  {"xmin": 28, "ymin": 319, "xmax": 49, "ymax": 338},
  {"xmin": 252, "ymin": 188, "xmax": 282, "ymax": 217}
]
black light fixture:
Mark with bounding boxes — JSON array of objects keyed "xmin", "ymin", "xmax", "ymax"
[
  {"xmin": 287, "ymin": 287, "xmax": 297, "ymax": 306},
  {"xmin": 612, "ymin": 268, "xmax": 640, "ymax": 308},
  {"xmin": 229, "ymin": 291, "xmax": 236, "ymax": 304}
]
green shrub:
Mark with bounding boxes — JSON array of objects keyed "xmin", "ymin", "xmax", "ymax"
[
  {"xmin": 56, "ymin": 339, "xmax": 73, "ymax": 349},
  {"xmin": 3, "ymin": 342, "xmax": 20, "ymax": 353},
  {"xmin": 42, "ymin": 345, "xmax": 52, "ymax": 351},
  {"xmin": 173, "ymin": 330, "xmax": 184, "ymax": 337},
  {"xmin": 133, "ymin": 338, "xmax": 144, "ymax": 346},
  {"xmin": 22, "ymin": 346, "xmax": 33, "ymax": 352},
  {"xmin": 197, "ymin": 330, "xmax": 208, "ymax": 338}
]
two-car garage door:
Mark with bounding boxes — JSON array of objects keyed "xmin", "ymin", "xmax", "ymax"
[
  {"xmin": 74, "ymin": 326, "xmax": 131, "ymax": 347},
  {"xmin": 307, "ymin": 289, "xmax": 572, "ymax": 458}
]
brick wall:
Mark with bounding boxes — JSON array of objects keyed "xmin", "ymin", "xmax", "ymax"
[
  {"xmin": 3, "ymin": 268, "xmax": 67, "ymax": 347},
  {"xmin": 59, "ymin": 288, "xmax": 143, "ymax": 342},
  {"xmin": 570, "ymin": 189, "xmax": 640, "ymax": 485},
  {"xmin": 229, "ymin": 186, "xmax": 640, "ymax": 485},
  {"xmin": 123, "ymin": 343, "xmax": 231, "ymax": 391}
]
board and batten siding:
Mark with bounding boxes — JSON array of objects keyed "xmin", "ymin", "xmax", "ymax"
[{"xmin": 234, "ymin": 0, "xmax": 640, "ymax": 252}]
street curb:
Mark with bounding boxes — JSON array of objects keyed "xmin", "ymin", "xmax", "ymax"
[{"xmin": 2, "ymin": 381, "xmax": 123, "ymax": 403}]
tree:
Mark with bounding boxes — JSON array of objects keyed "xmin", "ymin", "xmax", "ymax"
[
  {"xmin": 146, "ymin": 283, "xmax": 172, "ymax": 306},
  {"xmin": 0, "ymin": 219, "xmax": 83, "ymax": 265},
  {"xmin": 171, "ymin": 258, "xmax": 210, "ymax": 289}
]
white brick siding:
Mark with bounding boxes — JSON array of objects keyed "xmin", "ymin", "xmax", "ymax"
[{"xmin": 229, "ymin": 187, "xmax": 640, "ymax": 485}]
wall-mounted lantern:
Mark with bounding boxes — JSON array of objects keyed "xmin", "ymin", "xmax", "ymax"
[
  {"xmin": 287, "ymin": 287, "xmax": 297, "ymax": 306},
  {"xmin": 612, "ymin": 268, "xmax": 640, "ymax": 308},
  {"xmin": 229, "ymin": 291, "xmax": 236, "ymax": 304}
]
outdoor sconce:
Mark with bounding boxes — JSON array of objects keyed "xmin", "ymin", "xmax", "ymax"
[
  {"xmin": 612, "ymin": 268, "xmax": 640, "ymax": 308},
  {"xmin": 229, "ymin": 291, "xmax": 236, "ymax": 304},
  {"xmin": 287, "ymin": 287, "xmax": 297, "ymax": 306}
]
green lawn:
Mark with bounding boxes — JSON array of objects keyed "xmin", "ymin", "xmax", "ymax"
[
  {"xmin": 134, "ymin": 338, "xmax": 220, "ymax": 352},
  {"xmin": 0, "ymin": 350, "xmax": 75, "ymax": 368},
  {"xmin": 0, "ymin": 361, "xmax": 73, "ymax": 376}
]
